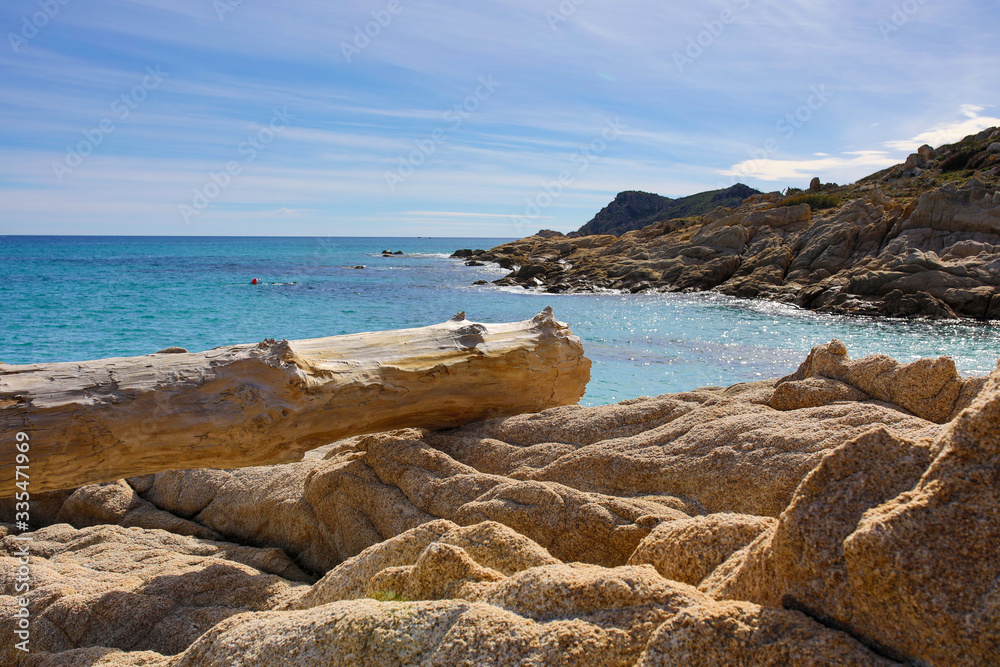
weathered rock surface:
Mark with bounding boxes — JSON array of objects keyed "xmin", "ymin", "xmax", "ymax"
[
  {"xmin": 5, "ymin": 344, "xmax": 945, "ymax": 576},
  {"xmin": 703, "ymin": 361, "xmax": 1000, "ymax": 665},
  {"xmin": 165, "ymin": 523, "xmax": 891, "ymax": 667},
  {"xmin": 3, "ymin": 342, "xmax": 996, "ymax": 665},
  {"xmin": 0, "ymin": 309, "xmax": 591, "ymax": 494},
  {"xmin": 0, "ymin": 524, "xmax": 309, "ymax": 664},
  {"xmin": 462, "ymin": 130, "xmax": 1000, "ymax": 320},
  {"xmin": 776, "ymin": 338, "xmax": 987, "ymax": 423},
  {"xmin": 628, "ymin": 513, "xmax": 776, "ymax": 586}
]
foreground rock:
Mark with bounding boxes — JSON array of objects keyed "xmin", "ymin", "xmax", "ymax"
[
  {"xmin": 5, "ymin": 343, "xmax": 946, "ymax": 574},
  {"xmin": 3, "ymin": 343, "xmax": 997, "ymax": 665},
  {"xmin": 460, "ymin": 128, "xmax": 1000, "ymax": 320},
  {"xmin": 0, "ymin": 524, "xmax": 309, "ymax": 665},
  {"xmin": 703, "ymin": 360, "xmax": 1000, "ymax": 665},
  {"xmin": 0, "ymin": 309, "xmax": 590, "ymax": 494},
  {"xmin": 4, "ymin": 522, "xmax": 896, "ymax": 666}
]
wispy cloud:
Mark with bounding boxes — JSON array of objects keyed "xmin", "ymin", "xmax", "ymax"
[
  {"xmin": 883, "ymin": 105, "xmax": 1000, "ymax": 152},
  {"xmin": 721, "ymin": 151, "xmax": 899, "ymax": 183},
  {"xmin": 1, "ymin": 0, "xmax": 999, "ymax": 234},
  {"xmin": 720, "ymin": 105, "xmax": 1000, "ymax": 184},
  {"xmin": 401, "ymin": 211, "xmax": 522, "ymax": 218}
]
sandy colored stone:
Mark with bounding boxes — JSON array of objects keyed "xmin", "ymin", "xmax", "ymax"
[
  {"xmin": 13, "ymin": 523, "xmax": 311, "ymax": 582},
  {"xmin": 303, "ymin": 431, "xmax": 685, "ymax": 567},
  {"xmin": 25, "ymin": 443, "xmax": 361, "ymax": 577},
  {"xmin": 780, "ymin": 339, "xmax": 985, "ymax": 423},
  {"xmin": 21, "ymin": 647, "xmax": 169, "ymax": 666},
  {"xmin": 700, "ymin": 427, "xmax": 932, "ymax": 616},
  {"xmin": 55, "ymin": 480, "xmax": 220, "ymax": 540},
  {"xmin": 636, "ymin": 600, "xmax": 900, "ymax": 667},
  {"xmin": 16, "ymin": 348, "xmax": 943, "ymax": 584},
  {"xmin": 154, "ymin": 459, "xmax": 338, "ymax": 574},
  {"xmin": 769, "ymin": 376, "xmax": 870, "ymax": 411},
  {"xmin": 842, "ymin": 363, "xmax": 1000, "ymax": 664},
  {"xmin": 365, "ymin": 542, "xmax": 507, "ymax": 602},
  {"xmin": 166, "ymin": 572, "xmax": 893, "ymax": 667},
  {"xmin": 4, "ymin": 344, "xmax": 996, "ymax": 665},
  {"xmin": 0, "ymin": 524, "xmax": 309, "ymax": 663},
  {"xmin": 628, "ymin": 514, "xmax": 776, "ymax": 586},
  {"xmin": 292, "ymin": 519, "xmax": 559, "ymax": 609},
  {"xmin": 176, "ymin": 561, "xmax": 713, "ymax": 667},
  {"xmin": 702, "ymin": 365, "xmax": 1000, "ymax": 665},
  {"xmin": 452, "ymin": 395, "xmax": 937, "ymax": 518}
]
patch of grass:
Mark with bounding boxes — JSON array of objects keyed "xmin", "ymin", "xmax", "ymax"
[
  {"xmin": 773, "ymin": 193, "xmax": 843, "ymax": 211},
  {"xmin": 369, "ymin": 590, "xmax": 409, "ymax": 602}
]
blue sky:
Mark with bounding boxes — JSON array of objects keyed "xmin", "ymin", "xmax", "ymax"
[{"xmin": 1, "ymin": 0, "xmax": 998, "ymax": 237}]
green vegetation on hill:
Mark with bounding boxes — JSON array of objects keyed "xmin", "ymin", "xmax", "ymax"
[
  {"xmin": 772, "ymin": 193, "xmax": 843, "ymax": 211},
  {"xmin": 575, "ymin": 184, "xmax": 761, "ymax": 237}
]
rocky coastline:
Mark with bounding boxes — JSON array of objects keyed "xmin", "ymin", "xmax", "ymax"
[
  {"xmin": 456, "ymin": 128, "xmax": 1000, "ymax": 321},
  {"xmin": 3, "ymin": 338, "xmax": 999, "ymax": 665},
  {"xmin": 3, "ymin": 132, "xmax": 1000, "ymax": 666}
]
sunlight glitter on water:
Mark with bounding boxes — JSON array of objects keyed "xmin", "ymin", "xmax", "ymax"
[{"xmin": 2, "ymin": 236, "xmax": 998, "ymax": 407}]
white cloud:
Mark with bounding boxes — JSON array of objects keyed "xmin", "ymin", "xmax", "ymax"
[
  {"xmin": 720, "ymin": 152, "xmax": 898, "ymax": 182},
  {"xmin": 883, "ymin": 105, "xmax": 1000, "ymax": 152},
  {"xmin": 401, "ymin": 211, "xmax": 521, "ymax": 218},
  {"xmin": 273, "ymin": 208, "xmax": 316, "ymax": 216},
  {"xmin": 721, "ymin": 105, "xmax": 1000, "ymax": 184}
]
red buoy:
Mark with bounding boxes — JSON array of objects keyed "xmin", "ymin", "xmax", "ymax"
[{"xmin": 252, "ymin": 278, "xmax": 258, "ymax": 285}]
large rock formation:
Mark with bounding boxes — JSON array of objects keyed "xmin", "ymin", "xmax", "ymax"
[
  {"xmin": 462, "ymin": 129, "xmax": 1000, "ymax": 320},
  {"xmin": 0, "ymin": 523, "xmax": 310, "ymax": 665},
  {"xmin": 703, "ymin": 361, "xmax": 1000, "ymax": 665},
  {"xmin": 575, "ymin": 185, "xmax": 761, "ymax": 237},
  {"xmin": 0, "ymin": 309, "xmax": 590, "ymax": 494},
  {"xmin": 2, "ymin": 342, "xmax": 997, "ymax": 665}
]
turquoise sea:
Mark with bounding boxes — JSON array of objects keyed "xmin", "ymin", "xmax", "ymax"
[{"xmin": 2, "ymin": 236, "xmax": 998, "ymax": 406}]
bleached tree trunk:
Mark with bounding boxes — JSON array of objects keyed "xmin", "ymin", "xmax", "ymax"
[{"xmin": 1, "ymin": 308, "xmax": 590, "ymax": 494}]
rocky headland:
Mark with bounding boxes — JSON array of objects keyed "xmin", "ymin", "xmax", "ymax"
[
  {"xmin": 457, "ymin": 127, "xmax": 1000, "ymax": 320},
  {"xmin": 4, "ymin": 131, "xmax": 1000, "ymax": 665},
  {"xmin": 3, "ymin": 338, "xmax": 999, "ymax": 665}
]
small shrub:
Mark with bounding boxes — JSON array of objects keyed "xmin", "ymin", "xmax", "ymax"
[
  {"xmin": 774, "ymin": 193, "xmax": 842, "ymax": 211},
  {"xmin": 369, "ymin": 590, "xmax": 409, "ymax": 602}
]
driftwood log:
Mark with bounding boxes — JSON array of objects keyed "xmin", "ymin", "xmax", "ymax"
[{"xmin": 0, "ymin": 308, "xmax": 590, "ymax": 494}]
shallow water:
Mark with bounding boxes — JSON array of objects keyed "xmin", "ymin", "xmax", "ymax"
[{"xmin": 2, "ymin": 236, "xmax": 998, "ymax": 406}]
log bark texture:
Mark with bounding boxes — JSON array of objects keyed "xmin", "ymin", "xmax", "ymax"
[{"xmin": 0, "ymin": 308, "xmax": 590, "ymax": 494}]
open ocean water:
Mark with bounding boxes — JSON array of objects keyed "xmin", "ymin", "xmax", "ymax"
[{"xmin": 2, "ymin": 235, "xmax": 999, "ymax": 406}]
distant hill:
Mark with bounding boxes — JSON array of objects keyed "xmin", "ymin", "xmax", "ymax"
[
  {"xmin": 574, "ymin": 184, "xmax": 761, "ymax": 237},
  {"xmin": 462, "ymin": 125, "xmax": 1000, "ymax": 321}
]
